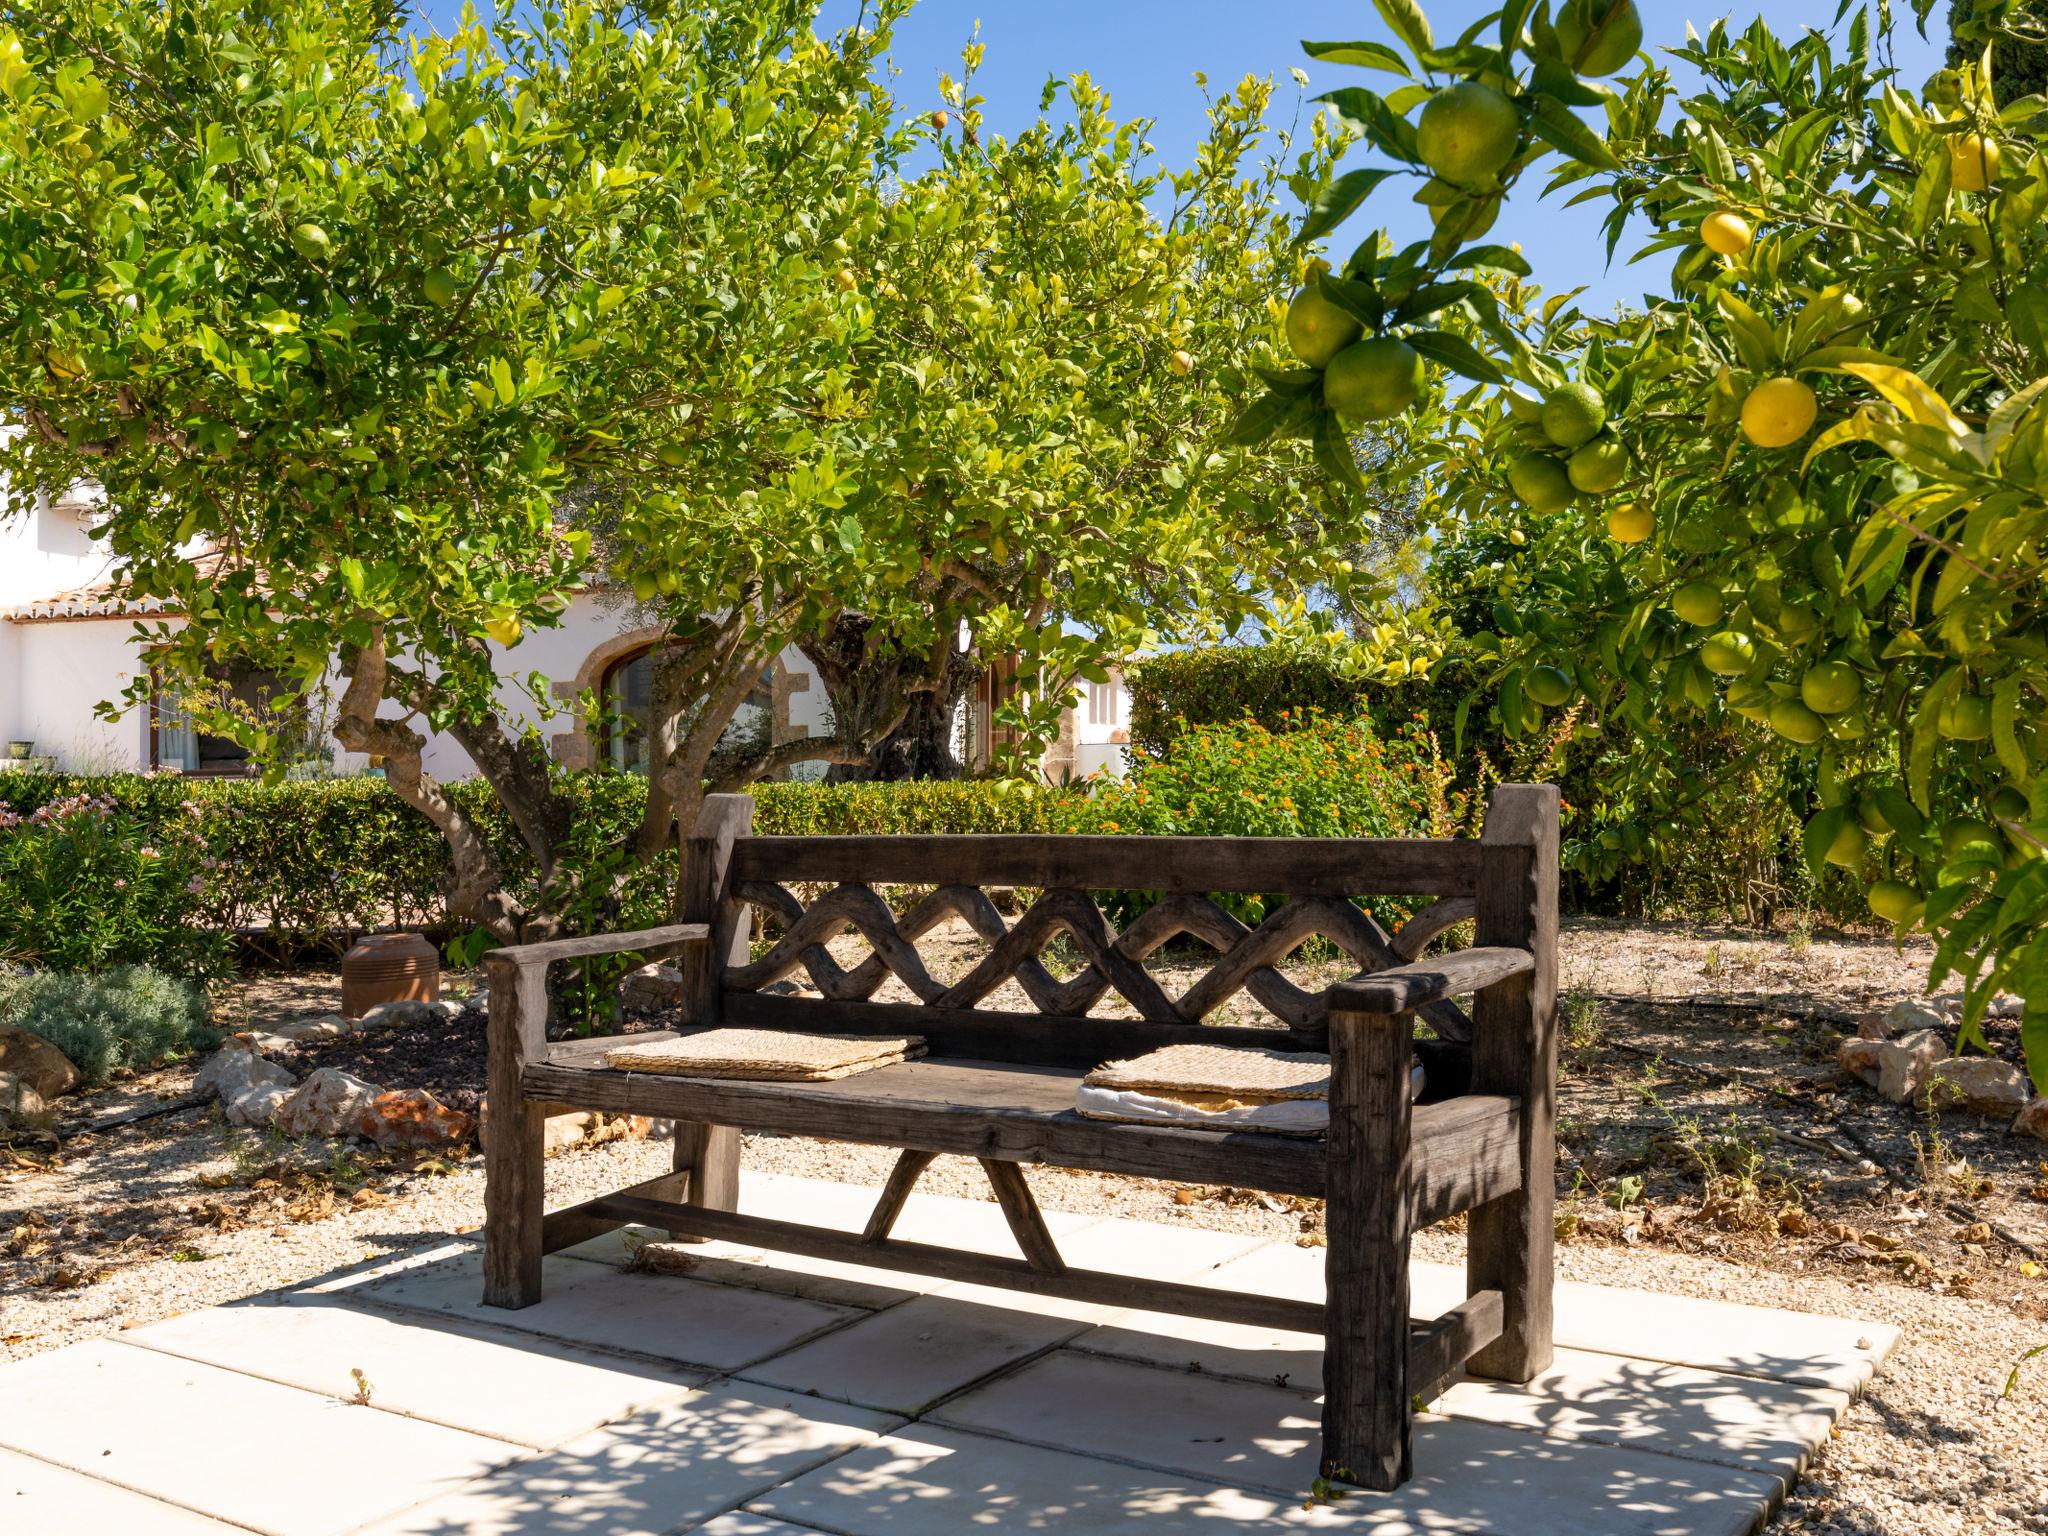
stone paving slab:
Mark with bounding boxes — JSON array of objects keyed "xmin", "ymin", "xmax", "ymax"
[
  {"xmin": 125, "ymin": 1294, "xmax": 707, "ymax": 1449},
  {"xmin": 0, "ymin": 1339, "xmax": 518, "ymax": 1536},
  {"xmin": 354, "ymin": 1385, "xmax": 898, "ymax": 1536},
  {"xmin": 0, "ymin": 1446, "xmax": 250, "ymax": 1535},
  {"xmin": 553, "ymin": 1223, "xmax": 923, "ymax": 1312},
  {"xmin": 354, "ymin": 1246, "xmax": 861, "ymax": 1373},
  {"xmin": 0, "ymin": 1173, "xmax": 1895, "ymax": 1536}
]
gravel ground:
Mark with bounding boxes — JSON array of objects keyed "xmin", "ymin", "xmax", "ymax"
[{"xmin": 3, "ymin": 917, "xmax": 2045, "ymax": 1534}]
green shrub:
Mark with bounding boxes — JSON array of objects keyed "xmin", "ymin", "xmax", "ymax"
[
  {"xmin": 1125, "ymin": 647, "xmax": 1375, "ymax": 757},
  {"xmin": 1069, "ymin": 711, "xmax": 1459, "ymax": 924},
  {"xmin": 0, "ymin": 966, "xmax": 217, "ymax": 1086},
  {"xmin": 0, "ymin": 791, "xmax": 232, "ymax": 979}
]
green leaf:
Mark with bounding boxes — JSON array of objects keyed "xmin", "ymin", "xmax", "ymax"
[
  {"xmin": 1526, "ymin": 95, "xmax": 1620, "ymax": 171},
  {"xmin": 1225, "ymin": 389, "xmax": 1299, "ymax": 447},
  {"xmin": 1300, "ymin": 39, "xmax": 1412, "ymax": 75},
  {"xmin": 1371, "ymin": 0, "xmax": 1434, "ymax": 58},
  {"xmin": 1992, "ymin": 677, "xmax": 2029, "ymax": 780},
  {"xmin": 1297, "ymin": 167, "xmax": 1398, "ymax": 245},
  {"xmin": 1802, "ymin": 805, "xmax": 1849, "ymax": 880},
  {"xmin": 1449, "ymin": 243, "xmax": 1533, "ymax": 276},
  {"xmin": 1313, "ymin": 408, "xmax": 1368, "ymax": 495},
  {"xmin": 1405, "ymin": 328, "xmax": 1505, "ymax": 384}
]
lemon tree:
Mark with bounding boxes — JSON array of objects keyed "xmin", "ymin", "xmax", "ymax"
[{"xmin": 1253, "ymin": 0, "xmax": 2048, "ymax": 1086}]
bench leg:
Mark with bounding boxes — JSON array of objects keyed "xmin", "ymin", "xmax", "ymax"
[
  {"xmin": 1322, "ymin": 1005, "xmax": 1413, "ymax": 1491},
  {"xmin": 667, "ymin": 1121, "xmax": 740, "ymax": 1242},
  {"xmin": 1465, "ymin": 1181, "xmax": 1553, "ymax": 1382},
  {"xmin": 482, "ymin": 1095, "xmax": 545, "ymax": 1309}
]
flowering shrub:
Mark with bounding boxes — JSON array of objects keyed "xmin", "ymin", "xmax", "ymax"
[
  {"xmin": 0, "ymin": 793, "xmax": 230, "ymax": 979},
  {"xmin": 1068, "ymin": 711, "xmax": 1460, "ymax": 925}
]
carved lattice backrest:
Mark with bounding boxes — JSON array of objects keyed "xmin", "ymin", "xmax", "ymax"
[{"xmin": 722, "ymin": 875, "xmax": 1476, "ymax": 1041}]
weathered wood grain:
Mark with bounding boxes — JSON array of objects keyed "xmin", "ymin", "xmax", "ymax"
[
  {"xmin": 861, "ymin": 1149, "xmax": 938, "ymax": 1242},
  {"xmin": 1408, "ymin": 1288, "xmax": 1505, "ymax": 1397},
  {"xmin": 1321, "ymin": 1003, "xmax": 1414, "ymax": 1491},
  {"xmin": 1465, "ymin": 784, "xmax": 1560, "ymax": 1384},
  {"xmin": 979, "ymin": 1158, "xmax": 1067, "ymax": 1274},
  {"xmin": 730, "ymin": 834, "xmax": 1482, "ymax": 896},
  {"xmin": 1328, "ymin": 947, "xmax": 1534, "ymax": 1016},
  {"xmin": 481, "ymin": 958, "xmax": 549, "ymax": 1309}
]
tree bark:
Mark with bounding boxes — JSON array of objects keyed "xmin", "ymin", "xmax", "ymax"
[{"xmin": 807, "ymin": 612, "xmax": 976, "ymax": 781}]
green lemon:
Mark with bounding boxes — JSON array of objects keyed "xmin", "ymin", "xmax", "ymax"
[
  {"xmin": 1989, "ymin": 785, "xmax": 2030, "ymax": 822},
  {"xmin": 422, "ymin": 267, "xmax": 459, "ymax": 307},
  {"xmin": 1540, "ymin": 381, "xmax": 1608, "ymax": 448},
  {"xmin": 1768, "ymin": 698, "xmax": 1825, "ymax": 745},
  {"xmin": 1525, "ymin": 664, "xmax": 1575, "ymax": 707},
  {"xmin": 654, "ymin": 441, "xmax": 689, "ymax": 468},
  {"xmin": 1938, "ymin": 694, "xmax": 1992, "ymax": 741},
  {"xmin": 1774, "ymin": 601, "xmax": 1817, "ymax": 640},
  {"xmin": 1285, "ymin": 285, "xmax": 1364, "ymax": 369},
  {"xmin": 1799, "ymin": 661, "xmax": 1860, "ymax": 715},
  {"xmin": 1566, "ymin": 436, "xmax": 1628, "ymax": 493},
  {"xmin": 1942, "ymin": 817, "xmax": 1999, "ymax": 860},
  {"xmin": 1322, "ymin": 336, "xmax": 1425, "ymax": 422},
  {"xmin": 1507, "ymin": 452, "xmax": 1575, "ymax": 513},
  {"xmin": 290, "ymin": 222, "xmax": 331, "ymax": 261},
  {"xmin": 1670, "ymin": 581, "xmax": 1725, "ymax": 627},
  {"xmin": 1699, "ymin": 630, "xmax": 1755, "ymax": 676},
  {"xmin": 1857, "ymin": 793, "xmax": 1892, "ymax": 834},
  {"xmin": 1823, "ymin": 820, "xmax": 1867, "ymax": 869},
  {"xmin": 1554, "ymin": 0, "xmax": 1644, "ymax": 77},
  {"xmin": 1415, "ymin": 82, "xmax": 1522, "ymax": 185},
  {"xmin": 1867, "ymin": 880, "xmax": 1924, "ymax": 925}
]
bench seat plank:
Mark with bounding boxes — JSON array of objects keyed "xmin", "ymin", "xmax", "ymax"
[{"xmin": 521, "ymin": 1050, "xmax": 1522, "ymax": 1222}]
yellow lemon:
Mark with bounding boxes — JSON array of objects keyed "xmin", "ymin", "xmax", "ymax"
[
  {"xmin": 1168, "ymin": 349, "xmax": 1195, "ymax": 376},
  {"xmin": 485, "ymin": 617, "xmax": 523, "ymax": 647},
  {"xmin": 1700, "ymin": 211, "xmax": 1752, "ymax": 255},
  {"xmin": 1607, "ymin": 502, "xmax": 1652, "ymax": 543},
  {"xmin": 1949, "ymin": 133, "xmax": 2000, "ymax": 192},
  {"xmin": 1740, "ymin": 377, "xmax": 1817, "ymax": 448}
]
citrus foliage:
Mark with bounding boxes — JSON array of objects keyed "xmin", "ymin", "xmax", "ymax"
[
  {"xmin": 1259, "ymin": 0, "xmax": 2048, "ymax": 1086},
  {"xmin": 0, "ymin": 1, "xmax": 1359, "ymax": 940}
]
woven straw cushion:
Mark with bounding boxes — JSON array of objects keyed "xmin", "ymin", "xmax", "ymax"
[
  {"xmin": 1085, "ymin": 1043, "xmax": 1329, "ymax": 1102},
  {"xmin": 605, "ymin": 1029, "xmax": 925, "ymax": 1081}
]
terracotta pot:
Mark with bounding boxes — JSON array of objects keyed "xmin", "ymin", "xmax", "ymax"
[{"xmin": 341, "ymin": 933, "xmax": 440, "ymax": 1019}]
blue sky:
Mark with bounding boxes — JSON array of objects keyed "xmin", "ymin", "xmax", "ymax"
[{"xmin": 409, "ymin": 2, "xmax": 1952, "ymax": 314}]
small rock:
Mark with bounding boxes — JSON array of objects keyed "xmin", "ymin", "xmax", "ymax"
[
  {"xmin": 273, "ymin": 1067, "xmax": 384, "ymax": 1139},
  {"xmin": 1838, "ymin": 1028, "xmax": 1944, "ymax": 1103},
  {"xmin": 224, "ymin": 1080, "xmax": 293, "ymax": 1128},
  {"xmin": 621, "ymin": 962, "xmax": 685, "ymax": 1009},
  {"xmin": 352, "ymin": 1088, "xmax": 473, "ymax": 1151},
  {"xmin": 0, "ymin": 1070, "xmax": 50, "ymax": 1133},
  {"xmin": 2009, "ymin": 1096, "xmax": 2048, "ymax": 1141},
  {"xmin": 1920, "ymin": 1056, "xmax": 2032, "ymax": 1117},
  {"xmin": 479, "ymin": 1101, "xmax": 657, "ymax": 1156},
  {"xmin": 1852, "ymin": 1009, "xmax": 1889, "ymax": 1041},
  {"xmin": 195, "ymin": 1038, "xmax": 296, "ymax": 1103},
  {"xmin": 1985, "ymin": 993, "xmax": 2023, "ymax": 1020},
  {"xmin": 1884, "ymin": 998, "xmax": 1949, "ymax": 1036},
  {"xmin": 271, "ymin": 1013, "xmax": 357, "ymax": 1043},
  {"xmin": 358, "ymin": 999, "xmax": 460, "ymax": 1030},
  {"xmin": 0, "ymin": 1021, "xmax": 80, "ymax": 1100}
]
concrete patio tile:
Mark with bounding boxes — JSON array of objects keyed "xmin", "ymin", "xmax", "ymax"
[
  {"xmin": 125, "ymin": 1295, "xmax": 706, "ymax": 1449},
  {"xmin": 693, "ymin": 1517, "xmax": 835, "ymax": 1536},
  {"xmin": 0, "ymin": 1339, "xmax": 517, "ymax": 1536},
  {"xmin": 1432, "ymin": 1348, "xmax": 1849, "ymax": 1478},
  {"xmin": 1410, "ymin": 1262, "xmax": 1899, "ymax": 1393},
  {"xmin": 555, "ymin": 1223, "xmax": 924, "ymax": 1312},
  {"xmin": 1068, "ymin": 1240, "xmax": 1325, "ymax": 1388},
  {"xmin": 930, "ymin": 1215, "xmax": 1278, "ymax": 1326},
  {"xmin": 747, "ymin": 1423, "xmax": 1311, "ymax": 1534},
  {"xmin": 355, "ymin": 1246, "xmax": 862, "ymax": 1373},
  {"xmin": 356, "ymin": 1385, "xmax": 898, "ymax": 1536},
  {"xmin": 736, "ymin": 1290, "xmax": 1083, "ymax": 1415},
  {"xmin": 928, "ymin": 1347, "xmax": 1785, "ymax": 1529},
  {"xmin": 0, "ymin": 1446, "xmax": 250, "ymax": 1535}
]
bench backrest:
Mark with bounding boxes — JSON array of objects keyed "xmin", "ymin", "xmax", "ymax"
[{"xmin": 680, "ymin": 785, "xmax": 1554, "ymax": 1069}]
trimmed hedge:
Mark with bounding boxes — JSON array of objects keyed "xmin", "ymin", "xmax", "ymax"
[{"xmin": 0, "ymin": 772, "xmax": 1080, "ymax": 956}]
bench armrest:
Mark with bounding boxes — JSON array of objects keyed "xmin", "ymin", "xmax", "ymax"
[
  {"xmin": 1329, "ymin": 946, "xmax": 1534, "ymax": 1017},
  {"xmin": 483, "ymin": 923, "xmax": 710, "ymax": 974}
]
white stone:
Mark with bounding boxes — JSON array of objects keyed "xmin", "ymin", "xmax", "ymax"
[
  {"xmin": 0, "ymin": 1338, "xmax": 516, "ymax": 1536},
  {"xmin": 620, "ymin": 962, "xmax": 685, "ymax": 1009},
  {"xmin": 0, "ymin": 1070, "xmax": 48, "ymax": 1132},
  {"xmin": 2015, "ymin": 1095, "xmax": 2048, "ymax": 1141},
  {"xmin": 128, "ymin": 1296, "xmax": 705, "ymax": 1448},
  {"xmin": 360, "ymin": 998, "xmax": 461, "ymax": 1029},
  {"xmin": 353, "ymin": 1385, "xmax": 898, "ymax": 1536},
  {"xmin": 272, "ymin": 1066, "xmax": 384, "ymax": 1138},
  {"xmin": 224, "ymin": 1079, "xmax": 293, "ymax": 1128},
  {"xmin": 0, "ymin": 1445, "xmax": 249, "ymax": 1534},
  {"xmin": 271, "ymin": 1012, "xmax": 356, "ymax": 1043},
  {"xmin": 695, "ymin": 1517, "xmax": 833, "ymax": 1536},
  {"xmin": 1839, "ymin": 1027, "xmax": 1944, "ymax": 1102},
  {"xmin": 193, "ymin": 1038, "xmax": 294, "ymax": 1103},
  {"xmin": 1885, "ymin": 997, "xmax": 1950, "ymax": 1034},
  {"xmin": 1920, "ymin": 1055, "xmax": 2032, "ymax": 1116},
  {"xmin": 357, "ymin": 1247, "xmax": 860, "ymax": 1372}
]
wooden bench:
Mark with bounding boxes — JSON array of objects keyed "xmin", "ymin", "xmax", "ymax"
[{"xmin": 482, "ymin": 782, "xmax": 1559, "ymax": 1490}]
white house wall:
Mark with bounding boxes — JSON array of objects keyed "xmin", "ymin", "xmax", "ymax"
[{"xmin": 9, "ymin": 619, "xmax": 151, "ymax": 770}]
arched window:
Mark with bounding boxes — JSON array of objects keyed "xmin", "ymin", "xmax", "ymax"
[{"xmin": 598, "ymin": 647, "xmax": 774, "ymax": 774}]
